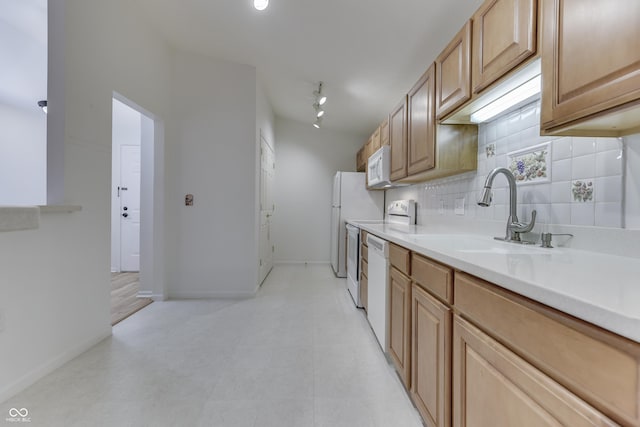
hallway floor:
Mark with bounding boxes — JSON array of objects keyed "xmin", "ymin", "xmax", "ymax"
[{"xmin": 1, "ymin": 265, "xmax": 422, "ymax": 427}]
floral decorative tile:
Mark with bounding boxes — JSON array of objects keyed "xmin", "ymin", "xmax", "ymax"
[
  {"xmin": 572, "ymin": 179, "xmax": 594, "ymax": 202},
  {"xmin": 507, "ymin": 142, "xmax": 551, "ymax": 185},
  {"xmin": 485, "ymin": 144, "xmax": 496, "ymax": 158}
]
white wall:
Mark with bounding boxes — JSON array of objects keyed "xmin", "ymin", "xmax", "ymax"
[
  {"xmin": 110, "ymin": 98, "xmax": 142, "ymax": 272},
  {"xmin": 165, "ymin": 50, "xmax": 259, "ymax": 298},
  {"xmin": 0, "ymin": 0, "xmax": 47, "ymax": 205},
  {"xmin": 0, "ymin": 105, "xmax": 47, "ymax": 204},
  {"xmin": 273, "ymin": 117, "xmax": 364, "ymax": 263},
  {"xmin": 0, "ymin": 0, "xmax": 172, "ymax": 402}
]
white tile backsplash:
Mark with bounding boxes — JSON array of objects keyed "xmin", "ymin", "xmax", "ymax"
[
  {"xmin": 552, "ymin": 138, "xmax": 572, "ymax": 161},
  {"xmin": 552, "ymin": 159, "xmax": 572, "ymax": 181},
  {"xmin": 595, "ymin": 202, "xmax": 622, "ymax": 228},
  {"xmin": 572, "ymin": 137, "xmax": 596, "ymax": 157},
  {"xmin": 595, "ymin": 149, "xmax": 623, "ymax": 177},
  {"xmin": 572, "ymin": 154, "xmax": 596, "ymax": 179},
  {"xmin": 387, "ymin": 99, "xmax": 629, "ymax": 229},
  {"xmin": 571, "ymin": 203, "xmax": 595, "ymax": 226}
]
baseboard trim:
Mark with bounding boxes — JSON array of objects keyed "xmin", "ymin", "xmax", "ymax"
[
  {"xmin": 274, "ymin": 261, "xmax": 330, "ymax": 265},
  {"xmin": 137, "ymin": 291, "xmax": 165, "ymax": 301},
  {"xmin": 0, "ymin": 330, "xmax": 112, "ymax": 404},
  {"xmin": 168, "ymin": 290, "xmax": 257, "ymax": 299}
]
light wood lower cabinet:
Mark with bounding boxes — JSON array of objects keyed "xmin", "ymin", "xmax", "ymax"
[
  {"xmin": 453, "ymin": 315, "xmax": 617, "ymax": 427},
  {"xmin": 411, "ymin": 283, "xmax": 451, "ymax": 427},
  {"xmin": 455, "ymin": 272, "xmax": 640, "ymax": 426},
  {"xmin": 389, "ymin": 267, "xmax": 411, "ymax": 388},
  {"xmin": 360, "ymin": 241, "xmax": 368, "ymax": 312}
]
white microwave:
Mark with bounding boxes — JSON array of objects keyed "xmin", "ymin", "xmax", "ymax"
[{"xmin": 367, "ymin": 145, "xmax": 392, "ymax": 188}]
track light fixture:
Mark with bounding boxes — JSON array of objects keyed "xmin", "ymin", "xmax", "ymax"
[
  {"xmin": 314, "ymin": 103, "xmax": 324, "ymax": 118},
  {"xmin": 312, "ymin": 81, "xmax": 326, "ymax": 127},
  {"xmin": 314, "ymin": 82, "xmax": 327, "ymax": 106},
  {"xmin": 253, "ymin": 0, "xmax": 268, "ymax": 11},
  {"xmin": 37, "ymin": 100, "xmax": 47, "ymax": 114}
]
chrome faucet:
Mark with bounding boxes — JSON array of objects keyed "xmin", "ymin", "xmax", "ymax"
[{"xmin": 478, "ymin": 167, "xmax": 537, "ymax": 244}]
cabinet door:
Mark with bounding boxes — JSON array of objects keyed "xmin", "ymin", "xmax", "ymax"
[
  {"xmin": 371, "ymin": 127, "xmax": 381, "ymax": 153},
  {"xmin": 360, "ymin": 272, "xmax": 368, "ymax": 312},
  {"xmin": 472, "ymin": 0, "xmax": 537, "ymax": 94},
  {"xmin": 541, "ymin": 0, "xmax": 640, "ymax": 133},
  {"xmin": 356, "ymin": 146, "xmax": 366, "ymax": 172},
  {"xmin": 380, "ymin": 118, "xmax": 390, "ymax": 147},
  {"xmin": 389, "ymin": 97, "xmax": 408, "ymax": 181},
  {"xmin": 389, "ymin": 267, "xmax": 411, "ymax": 388},
  {"xmin": 411, "ymin": 284, "xmax": 451, "ymax": 427},
  {"xmin": 436, "ymin": 21, "xmax": 472, "ymax": 119},
  {"xmin": 408, "ymin": 64, "xmax": 436, "ymax": 175},
  {"xmin": 453, "ymin": 316, "xmax": 617, "ymax": 427}
]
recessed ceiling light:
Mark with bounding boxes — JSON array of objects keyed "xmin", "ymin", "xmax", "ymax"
[
  {"xmin": 313, "ymin": 117, "xmax": 322, "ymax": 129},
  {"xmin": 254, "ymin": 0, "xmax": 268, "ymax": 11}
]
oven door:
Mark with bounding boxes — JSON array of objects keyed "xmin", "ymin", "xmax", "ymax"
[{"xmin": 345, "ymin": 224, "xmax": 361, "ymax": 307}]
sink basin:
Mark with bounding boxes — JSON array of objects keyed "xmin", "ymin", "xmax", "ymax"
[{"xmin": 407, "ymin": 234, "xmax": 548, "ymax": 256}]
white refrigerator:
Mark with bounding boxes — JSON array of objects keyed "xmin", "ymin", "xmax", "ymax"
[{"xmin": 330, "ymin": 172, "xmax": 384, "ymax": 277}]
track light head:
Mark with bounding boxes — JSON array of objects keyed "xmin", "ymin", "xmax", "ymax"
[{"xmin": 313, "ymin": 82, "xmax": 327, "ymax": 105}]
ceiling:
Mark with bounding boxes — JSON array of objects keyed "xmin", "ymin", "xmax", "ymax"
[{"xmin": 132, "ymin": 0, "xmax": 484, "ymax": 136}]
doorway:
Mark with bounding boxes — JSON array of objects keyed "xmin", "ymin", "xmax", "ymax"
[
  {"xmin": 110, "ymin": 94, "xmax": 166, "ymax": 323},
  {"xmin": 259, "ymin": 130, "xmax": 275, "ymax": 284},
  {"xmin": 111, "ymin": 98, "xmax": 142, "ymax": 273}
]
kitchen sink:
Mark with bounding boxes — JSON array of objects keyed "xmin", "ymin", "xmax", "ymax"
[{"xmin": 407, "ymin": 234, "xmax": 549, "ymax": 256}]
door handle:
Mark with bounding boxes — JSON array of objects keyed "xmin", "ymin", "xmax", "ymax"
[{"xmin": 122, "ymin": 213, "xmax": 129, "ymax": 218}]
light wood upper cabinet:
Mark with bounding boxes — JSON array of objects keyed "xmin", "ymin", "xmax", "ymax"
[
  {"xmin": 380, "ymin": 118, "xmax": 389, "ymax": 147},
  {"xmin": 436, "ymin": 21, "xmax": 472, "ymax": 119},
  {"xmin": 389, "ymin": 96, "xmax": 408, "ymax": 181},
  {"xmin": 408, "ymin": 64, "xmax": 436, "ymax": 175},
  {"xmin": 412, "ymin": 283, "xmax": 451, "ymax": 427},
  {"xmin": 370, "ymin": 127, "xmax": 381, "ymax": 154},
  {"xmin": 541, "ymin": 0, "xmax": 640, "ymax": 136},
  {"xmin": 356, "ymin": 146, "xmax": 366, "ymax": 172},
  {"xmin": 389, "ymin": 267, "xmax": 412, "ymax": 388},
  {"xmin": 453, "ymin": 315, "xmax": 617, "ymax": 427},
  {"xmin": 472, "ymin": 0, "xmax": 537, "ymax": 94}
]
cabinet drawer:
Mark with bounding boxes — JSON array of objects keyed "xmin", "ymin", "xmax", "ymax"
[
  {"xmin": 361, "ymin": 244, "xmax": 368, "ymax": 263},
  {"xmin": 360, "ymin": 259, "xmax": 368, "ymax": 279},
  {"xmin": 411, "ymin": 253, "xmax": 453, "ymax": 304},
  {"xmin": 389, "ymin": 243, "xmax": 410, "ymax": 275},
  {"xmin": 361, "ymin": 230, "xmax": 368, "ymax": 245},
  {"xmin": 455, "ymin": 272, "xmax": 640, "ymax": 426}
]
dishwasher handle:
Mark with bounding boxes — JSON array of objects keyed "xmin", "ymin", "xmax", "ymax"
[{"xmin": 367, "ymin": 234, "xmax": 388, "ymax": 256}]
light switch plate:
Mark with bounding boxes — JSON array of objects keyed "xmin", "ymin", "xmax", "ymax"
[{"xmin": 455, "ymin": 198, "xmax": 465, "ymax": 215}]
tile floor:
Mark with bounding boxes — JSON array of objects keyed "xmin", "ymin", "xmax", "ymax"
[{"xmin": 1, "ymin": 265, "xmax": 422, "ymax": 427}]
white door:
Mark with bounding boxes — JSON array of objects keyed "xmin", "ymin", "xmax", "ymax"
[
  {"xmin": 120, "ymin": 145, "xmax": 141, "ymax": 272},
  {"xmin": 259, "ymin": 135, "xmax": 275, "ymax": 284}
]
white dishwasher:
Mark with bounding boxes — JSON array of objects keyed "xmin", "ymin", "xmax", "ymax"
[{"xmin": 366, "ymin": 234, "xmax": 389, "ymax": 352}]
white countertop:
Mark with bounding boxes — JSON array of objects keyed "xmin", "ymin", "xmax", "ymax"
[{"xmin": 349, "ymin": 221, "xmax": 640, "ymax": 343}]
